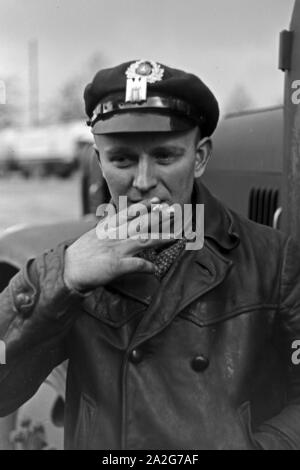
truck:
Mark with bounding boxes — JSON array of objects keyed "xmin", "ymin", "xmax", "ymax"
[{"xmin": 0, "ymin": 121, "xmax": 93, "ymax": 178}]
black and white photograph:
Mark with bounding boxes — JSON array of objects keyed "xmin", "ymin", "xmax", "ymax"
[{"xmin": 0, "ymin": 0, "xmax": 300, "ymax": 452}]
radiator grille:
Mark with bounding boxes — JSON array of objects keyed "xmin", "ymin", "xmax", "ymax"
[{"xmin": 248, "ymin": 188, "xmax": 279, "ymax": 227}]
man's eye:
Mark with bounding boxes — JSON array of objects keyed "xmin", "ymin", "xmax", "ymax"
[
  {"xmin": 112, "ymin": 157, "xmax": 133, "ymax": 167},
  {"xmin": 156, "ymin": 155, "xmax": 175, "ymax": 164}
]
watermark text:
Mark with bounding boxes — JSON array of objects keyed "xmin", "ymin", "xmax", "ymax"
[
  {"xmin": 95, "ymin": 197, "xmax": 204, "ymax": 251},
  {"xmin": 292, "ymin": 340, "xmax": 300, "ymax": 365},
  {"xmin": 291, "ymin": 80, "xmax": 300, "ymax": 104}
]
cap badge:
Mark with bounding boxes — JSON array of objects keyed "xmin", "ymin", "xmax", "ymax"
[{"xmin": 125, "ymin": 60, "xmax": 164, "ymax": 103}]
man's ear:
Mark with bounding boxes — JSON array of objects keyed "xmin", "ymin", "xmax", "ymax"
[{"xmin": 194, "ymin": 137, "xmax": 212, "ymax": 178}]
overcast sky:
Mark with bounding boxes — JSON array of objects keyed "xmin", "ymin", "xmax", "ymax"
[{"xmin": 0, "ymin": 0, "xmax": 295, "ymax": 119}]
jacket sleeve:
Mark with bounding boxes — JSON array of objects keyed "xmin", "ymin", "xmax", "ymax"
[
  {"xmin": 253, "ymin": 236, "xmax": 300, "ymax": 450},
  {"xmin": 0, "ymin": 241, "xmax": 82, "ymax": 416}
]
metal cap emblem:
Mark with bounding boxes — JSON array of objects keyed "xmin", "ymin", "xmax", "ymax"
[{"xmin": 125, "ymin": 60, "xmax": 164, "ymax": 103}]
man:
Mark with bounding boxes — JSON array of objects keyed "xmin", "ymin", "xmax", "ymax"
[{"xmin": 0, "ymin": 60, "xmax": 300, "ymax": 450}]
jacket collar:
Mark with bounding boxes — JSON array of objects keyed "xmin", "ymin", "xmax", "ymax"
[{"xmin": 194, "ymin": 180, "xmax": 240, "ymax": 252}]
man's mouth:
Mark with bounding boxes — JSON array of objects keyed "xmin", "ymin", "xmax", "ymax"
[{"xmin": 129, "ymin": 198, "xmax": 164, "ymax": 205}]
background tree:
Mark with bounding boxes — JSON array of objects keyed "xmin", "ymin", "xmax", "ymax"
[{"xmin": 46, "ymin": 52, "xmax": 107, "ymax": 123}]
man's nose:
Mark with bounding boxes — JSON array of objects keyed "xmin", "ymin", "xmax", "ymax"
[{"xmin": 132, "ymin": 158, "xmax": 157, "ymax": 192}]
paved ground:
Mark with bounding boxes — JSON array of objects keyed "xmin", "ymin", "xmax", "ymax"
[{"xmin": 0, "ymin": 174, "xmax": 81, "ymax": 233}]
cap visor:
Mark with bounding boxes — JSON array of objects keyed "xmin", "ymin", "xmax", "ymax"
[{"xmin": 92, "ymin": 111, "xmax": 195, "ymax": 134}]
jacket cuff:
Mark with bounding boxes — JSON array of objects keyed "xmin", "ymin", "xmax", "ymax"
[{"xmin": 10, "ymin": 240, "xmax": 85, "ymax": 321}]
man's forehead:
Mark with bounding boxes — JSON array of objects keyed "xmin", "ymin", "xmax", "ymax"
[{"xmin": 94, "ymin": 128, "xmax": 198, "ymax": 148}]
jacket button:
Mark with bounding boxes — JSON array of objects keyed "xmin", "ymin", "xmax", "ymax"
[
  {"xmin": 191, "ymin": 355, "xmax": 209, "ymax": 372},
  {"xmin": 129, "ymin": 349, "xmax": 143, "ymax": 364}
]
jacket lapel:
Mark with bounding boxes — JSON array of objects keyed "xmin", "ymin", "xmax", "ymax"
[
  {"xmin": 127, "ymin": 181, "xmax": 240, "ymax": 347},
  {"xmin": 110, "ymin": 272, "xmax": 160, "ymax": 305},
  {"xmin": 128, "ymin": 240, "xmax": 233, "ymax": 348}
]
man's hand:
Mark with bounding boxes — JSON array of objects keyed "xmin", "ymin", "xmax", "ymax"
[{"xmin": 63, "ymin": 198, "xmax": 175, "ymax": 292}]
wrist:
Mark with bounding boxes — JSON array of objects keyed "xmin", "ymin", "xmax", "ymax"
[
  {"xmin": 63, "ymin": 266, "xmax": 94, "ymax": 297},
  {"xmin": 64, "ymin": 277, "xmax": 93, "ymax": 298},
  {"xmin": 63, "ymin": 246, "xmax": 85, "ymax": 293}
]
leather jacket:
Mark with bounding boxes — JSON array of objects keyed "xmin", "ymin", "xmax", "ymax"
[{"xmin": 0, "ymin": 182, "xmax": 300, "ymax": 450}]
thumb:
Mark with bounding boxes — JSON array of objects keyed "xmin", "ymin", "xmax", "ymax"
[{"xmin": 117, "ymin": 257, "xmax": 155, "ymax": 275}]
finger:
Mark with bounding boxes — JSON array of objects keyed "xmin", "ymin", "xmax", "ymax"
[
  {"xmin": 109, "ymin": 206, "xmax": 156, "ymax": 241},
  {"xmin": 96, "ymin": 202, "xmax": 179, "ymax": 250},
  {"xmin": 98, "ymin": 197, "xmax": 168, "ymax": 238},
  {"xmin": 151, "ymin": 202, "xmax": 174, "ymax": 213},
  {"xmin": 120, "ymin": 206, "xmax": 178, "ymax": 256},
  {"xmin": 122, "ymin": 232, "xmax": 177, "ymax": 258},
  {"xmin": 153, "ymin": 204, "xmax": 185, "ymax": 240},
  {"xmin": 96, "ymin": 198, "xmax": 161, "ymax": 240},
  {"xmin": 97, "ymin": 197, "xmax": 161, "ymax": 231},
  {"xmin": 116, "ymin": 257, "xmax": 155, "ymax": 275},
  {"xmin": 126, "ymin": 197, "xmax": 161, "ymax": 219},
  {"xmin": 127, "ymin": 206, "xmax": 176, "ymax": 240}
]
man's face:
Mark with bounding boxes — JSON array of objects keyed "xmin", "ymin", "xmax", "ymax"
[{"xmin": 94, "ymin": 127, "xmax": 210, "ymax": 209}]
